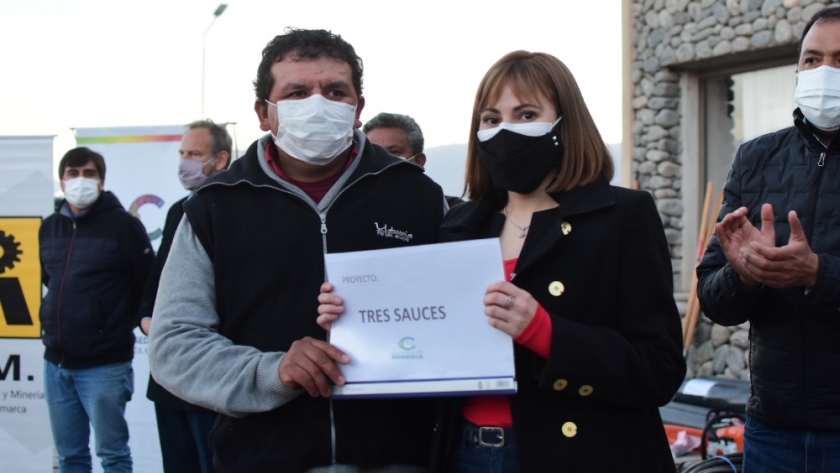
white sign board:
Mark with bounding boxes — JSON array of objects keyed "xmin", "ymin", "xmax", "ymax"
[{"xmin": 326, "ymin": 239, "xmax": 516, "ymax": 398}]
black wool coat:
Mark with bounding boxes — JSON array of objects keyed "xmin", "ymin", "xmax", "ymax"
[{"xmin": 433, "ymin": 177, "xmax": 686, "ymax": 472}]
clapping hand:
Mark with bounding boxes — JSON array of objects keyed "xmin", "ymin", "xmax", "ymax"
[{"xmin": 716, "ymin": 204, "xmax": 818, "ymax": 289}]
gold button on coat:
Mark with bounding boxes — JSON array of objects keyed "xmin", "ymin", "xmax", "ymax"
[
  {"xmin": 561, "ymin": 222, "xmax": 572, "ymax": 235},
  {"xmin": 553, "ymin": 379, "xmax": 568, "ymax": 391},
  {"xmin": 549, "ymin": 281, "xmax": 565, "ymax": 296},
  {"xmin": 562, "ymin": 422, "xmax": 578, "ymax": 438},
  {"xmin": 579, "ymin": 385, "xmax": 594, "ymax": 396}
]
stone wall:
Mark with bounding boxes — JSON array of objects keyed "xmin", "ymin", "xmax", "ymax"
[
  {"xmin": 630, "ymin": 0, "xmax": 840, "ymax": 379},
  {"xmin": 687, "ymin": 316, "xmax": 751, "ymax": 379}
]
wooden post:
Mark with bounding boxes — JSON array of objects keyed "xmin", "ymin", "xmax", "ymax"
[
  {"xmin": 684, "ymin": 189, "xmax": 724, "ymax": 353},
  {"xmin": 683, "ymin": 183, "xmax": 714, "ymax": 347}
]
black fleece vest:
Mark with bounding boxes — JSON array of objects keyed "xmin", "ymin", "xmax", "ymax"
[{"xmin": 184, "ymin": 141, "xmax": 444, "ymax": 473}]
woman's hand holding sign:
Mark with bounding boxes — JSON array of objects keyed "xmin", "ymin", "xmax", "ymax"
[
  {"xmin": 317, "ymin": 282, "xmax": 344, "ymax": 331},
  {"xmin": 484, "ymin": 281, "xmax": 538, "ymax": 338}
]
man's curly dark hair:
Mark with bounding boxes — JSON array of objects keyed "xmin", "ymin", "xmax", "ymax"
[{"xmin": 253, "ymin": 28, "xmax": 364, "ymax": 102}]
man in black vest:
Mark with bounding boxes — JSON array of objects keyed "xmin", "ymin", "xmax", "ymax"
[
  {"xmin": 139, "ymin": 119, "xmax": 231, "ymax": 473},
  {"xmin": 148, "ymin": 29, "xmax": 444, "ymax": 473}
]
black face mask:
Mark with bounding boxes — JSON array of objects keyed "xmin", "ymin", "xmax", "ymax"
[{"xmin": 476, "ymin": 121, "xmax": 564, "ymax": 194}]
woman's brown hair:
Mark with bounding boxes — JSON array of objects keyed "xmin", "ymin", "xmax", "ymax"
[{"xmin": 464, "ymin": 51, "xmax": 614, "ymax": 200}]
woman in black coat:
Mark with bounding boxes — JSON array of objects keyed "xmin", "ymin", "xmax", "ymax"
[
  {"xmin": 429, "ymin": 50, "xmax": 686, "ymax": 472},
  {"xmin": 316, "ymin": 50, "xmax": 686, "ymax": 472}
]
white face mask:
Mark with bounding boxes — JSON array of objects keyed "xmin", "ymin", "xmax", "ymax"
[
  {"xmin": 63, "ymin": 177, "xmax": 101, "ymax": 210},
  {"xmin": 266, "ymin": 94, "xmax": 357, "ymax": 165},
  {"xmin": 477, "ymin": 117, "xmax": 563, "ymax": 142},
  {"xmin": 794, "ymin": 65, "xmax": 840, "ymax": 132}
]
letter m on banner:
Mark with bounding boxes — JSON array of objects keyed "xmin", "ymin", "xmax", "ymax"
[{"xmin": 0, "ymin": 218, "xmax": 41, "ymax": 338}]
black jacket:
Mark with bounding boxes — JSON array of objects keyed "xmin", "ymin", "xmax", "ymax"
[
  {"xmin": 184, "ymin": 138, "xmax": 445, "ymax": 473},
  {"xmin": 141, "ymin": 196, "xmax": 213, "ymax": 413},
  {"xmin": 433, "ymin": 177, "xmax": 685, "ymax": 472},
  {"xmin": 39, "ymin": 191, "xmax": 154, "ymax": 369},
  {"xmin": 697, "ymin": 110, "xmax": 840, "ymax": 430}
]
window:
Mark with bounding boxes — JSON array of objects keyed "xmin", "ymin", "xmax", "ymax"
[{"xmin": 704, "ymin": 64, "xmax": 797, "ymax": 194}]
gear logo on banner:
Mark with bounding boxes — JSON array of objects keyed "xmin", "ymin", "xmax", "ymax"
[
  {"xmin": 0, "ymin": 218, "xmax": 42, "ymax": 338},
  {"xmin": 0, "ymin": 231, "xmax": 23, "ymax": 272}
]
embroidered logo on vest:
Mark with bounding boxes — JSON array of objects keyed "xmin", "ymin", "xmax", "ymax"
[{"xmin": 374, "ymin": 222, "xmax": 413, "ymax": 242}]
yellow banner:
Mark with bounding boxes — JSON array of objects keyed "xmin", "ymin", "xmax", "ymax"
[{"xmin": 0, "ymin": 218, "xmax": 42, "ymax": 338}]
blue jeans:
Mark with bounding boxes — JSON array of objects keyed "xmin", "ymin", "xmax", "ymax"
[
  {"xmin": 744, "ymin": 414, "xmax": 840, "ymax": 473},
  {"xmin": 449, "ymin": 422, "xmax": 519, "ymax": 473},
  {"xmin": 155, "ymin": 404, "xmax": 218, "ymax": 473},
  {"xmin": 44, "ymin": 360, "xmax": 134, "ymax": 473}
]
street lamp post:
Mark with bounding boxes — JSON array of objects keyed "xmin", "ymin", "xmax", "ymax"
[{"xmin": 201, "ymin": 3, "xmax": 228, "ymax": 119}]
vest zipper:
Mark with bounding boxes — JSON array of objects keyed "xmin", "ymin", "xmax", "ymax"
[
  {"xmin": 329, "ymin": 397, "xmax": 337, "ymax": 463},
  {"xmin": 818, "ymin": 152, "xmax": 826, "ymax": 167},
  {"xmin": 55, "ymin": 219, "xmax": 78, "ymax": 367},
  {"xmin": 320, "ymin": 212, "xmax": 329, "ymax": 282},
  {"xmin": 314, "ymin": 164, "xmax": 406, "ymax": 465},
  {"xmin": 320, "ymin": 211, "xmax": 337, "ymax": 463}
]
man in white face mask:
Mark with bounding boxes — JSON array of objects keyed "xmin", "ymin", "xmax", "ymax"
[
  {"xmin": 148, "ymin": 28, "xmax": 446, "ymax": 473},
  {"xmin": 60, "ymin": 158, "xmax": 103, "ymax": 214},
  {"xmin": 40, "ymin": 147, "xmax": 154, "ymax": 473},
  {"xmin": 697, "ymin": 7, "xmax": 840, "ymax": 472},
  {"xmin": 138, "ymin": 119, "xmax": 230, "ymax": 473}
]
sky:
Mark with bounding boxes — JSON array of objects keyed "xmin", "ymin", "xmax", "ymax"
[{"xmin": 0, "ymin": 0, "xmax": 623, "ymax": 158}]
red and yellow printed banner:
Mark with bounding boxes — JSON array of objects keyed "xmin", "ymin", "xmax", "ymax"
[{"xmin": 76, "ymin": 134, "xmax": 182, "ymax": 145}]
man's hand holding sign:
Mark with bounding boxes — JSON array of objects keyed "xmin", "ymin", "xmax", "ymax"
[{"xmin": 279, "ymin": 336, "xmax": 350, "ymax": 398}]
